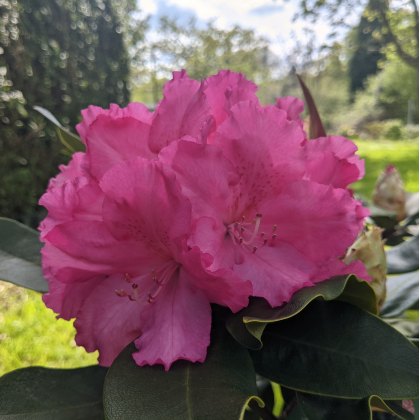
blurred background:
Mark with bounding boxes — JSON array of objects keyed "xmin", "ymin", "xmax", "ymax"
[{"xmin": 0, "ymin": 0, "xmax": 418, "ymax": 374}]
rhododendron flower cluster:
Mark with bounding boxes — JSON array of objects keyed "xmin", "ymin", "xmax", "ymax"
[{"xmin": 39, "ymin": 70, "xmax": 369, "ymax": 370}]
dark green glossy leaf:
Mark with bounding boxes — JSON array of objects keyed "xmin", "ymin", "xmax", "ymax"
[
  {"xmin": 405, "ymin": 193, "xmax": 419, "ymax": 219},
  {"xmin": 367, "ymin": 204, "xmax": 398, "ymax": 230},
  {"xmin": 381, "ymin": 271, "xmax": 419, "ymax": 318},
  {"xmin": 0, "ymin": 366, "xmax": 107, "ymax": 419},
  {"xmin": 291, "ymin": 392, "xmax": 414, "ymax": 420},
  {"xmin": 103, "ymin": 325, "xmax": 263, "ymax": 420},
  {"xmin": 227, "ymin": 275, "xmax": 377, "ymax": 350},
  {"xmin": 251, "ymin": 300, "xmax": 418, "ymax": 400},
  {"xmin": 385, "ymin": 317, "xmax": 419, "ymax": 339},
  {"xmin": 34, "ymin": 106, "xmax": 84, "ymax": 152},
  {"xmin": 296, "ymin": 74, "xmax": 326, "ymax": 139},
  {"xmin": 387, "ymin": 236, "xmax": 419, "ymax": 274},
  {"xmin": 0, "ymin": 217, "xmax": 47, "ymax": 292}
]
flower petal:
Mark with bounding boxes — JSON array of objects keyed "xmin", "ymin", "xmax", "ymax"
[
  {"xmin": 159, "ymin": 140, "xmax": 239, "ymax": 220},
  {"xmin": 276, "ymin": 96, "xmax": 305, "ymax": 127},
  {"xmin": 259, "ymin": 180, "xmax": 367, "ymax": 264},
  {"xmin": 74, "ymin": 273, "xmax": 149, "ymax": 366},
  {"xmin": 148, "ymin": 70, "xmax": 212, "ymax": 152},
  {"xmin": 45, "ymin": 220, "xmax": 165, "ymax": 275},
  {"xmin": 303, "ymin": 136, "xmax": 365, "ymax": 188},
  {"xmin": 203, "ymin": 70, "xmax": 258, "ymax": 129},
  {"xmin": 76, "ymin": 103, "xmax": 152, "ymax": 143},
  {"xmin": 181, "ymin": 245, "xmax": 252, "ymax": 312},
  {"xmin": 42, "ymin": 271, "xmax": 101, "ymax": 320},
  {"xmin": 232, "ymin": 244, "xmax": 315, "ymax": 307},
  {"xmin": 100, "ymin": 157, "xmax": 191, "ymax": 258},
  {"xmin": 82, "ymin": 106, "xmax": 154, "ymax": 180},
  {"xmin": 214, "ymin": 101, "xmax": 306, "ymax": 214},
  {"xmin": 133, "ymin": 269, "xmax": 211, "ymax": 370}
]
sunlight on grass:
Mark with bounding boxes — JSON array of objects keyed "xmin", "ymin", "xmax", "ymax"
[
  {"xmin": 354, "ymin": 139, "xmax": 418, "ymax": 199},
  {"xmin": 0, "ymin": 282, "xmax": 97, "ymax": 376}
]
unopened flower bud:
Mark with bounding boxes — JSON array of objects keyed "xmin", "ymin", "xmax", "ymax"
[
  {"xmin": 372, "ymin": 165, "xmax": 406, "ymax": 221},
  {"xmin": 344, "ymin": 226, "xmax": 387, "ymax": 308}
]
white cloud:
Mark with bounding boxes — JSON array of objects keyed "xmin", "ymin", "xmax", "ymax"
[
  {"xmin": 158, "ymin": 0, "xmax": 331, "ymax": 58},
  {"xmin": 137, "ymin": 0, "xmax": 349, "ymax": 67}
]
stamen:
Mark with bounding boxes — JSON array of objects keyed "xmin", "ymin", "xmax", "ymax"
[
  {"xmin": 124, "ymin": 273, "xmax": 132, "ymax": 283},
  {"xmin": 227, "ymin": 213, "xmax": 278, "ymax": 253},
  {"xmin": 242, "ymin": 213, "xmax": 262, "ymax": 245},
  {"xmin": 147, "ymin": 263, "xmax": 178, "ymax": 304},
  {"xmin": 148, "ymin": 284, "xmax": 164, "ymax": 304},
  {"xmin": 115, "ymin": 289, "xmax": 127, "ymax": 297}
]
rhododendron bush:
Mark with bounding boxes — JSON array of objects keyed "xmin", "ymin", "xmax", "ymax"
[{"xmin": 0, "ymin": 71, "xmax": 417, "ymax": 419}]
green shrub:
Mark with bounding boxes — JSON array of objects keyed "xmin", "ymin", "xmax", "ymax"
[{"xmin": 360, "ymin": 119, "xmax": 410, "ymax": 140}]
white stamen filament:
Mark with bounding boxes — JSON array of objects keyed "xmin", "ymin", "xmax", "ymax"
[{"xmin": 242, "ymin": 213, "xmax": 262, "ymax": 245}]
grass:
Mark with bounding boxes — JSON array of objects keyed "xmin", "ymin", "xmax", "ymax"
[
  {"xmin": 0, "ymin": 138, "xmax": 418, "ymax": 377},
  {"xmin": 353, "ymin": 139, "xmax": 418, "ymax": 199},
  {"xmin": 0, "ymin": 283, "xmax": 97, "ymax": 376}
]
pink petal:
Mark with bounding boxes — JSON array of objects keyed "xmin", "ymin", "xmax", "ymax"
[
  {"xmin": 203, "ymin": 70, "xmax": 258, "ymax": 129},
  {"xmin": 159, "ymin": 140, "xmax": 239, "ymax": 220},
  {"xmin": 276, "ymin": 96, "xmax": 305, "ymax": 126},
  {"xmin": 45, "ymin": 221, "xmax": 165, "ymax": 275},
  {"xmin": 76, "ymin": 103, "xmax": 152, "ymax": 143},
  {"xmin": 259, "ymin": 180, "xmax": 367, "ymax": 264},
  {"xmin": 81, "ymin": 107, "xmax": 154, "ymax": 180},
  {"xmin": 39, "ymin": 178, "xmax": 103, "ymax": 239},
  {"xmin": 181, "ymin": 246, "xmax": 251, "ymax": 312},
  {"xmin": 42, "ymin": 273, "xmax": 101, "ymax": 320},
  {"xmin": 99, "ymin": 157, "xmax": 191, "ymax": 258},
  {"xmin": 232, "ymin": 244, "xmax": 315, "ymax": 307},
  {"xmin": 133, "ymin": 269, "xmax": 211, "ymax": 370},
  {"xmin": 74, "ymin": 273, "xmax": 149, "ymax": 366},
  {"xmin": 214, "ymin": 101, "xmax": 306, "ymax": 214},
  {"xmin": 303, "ymin": 136, "xmax": 365, "ymax": 188},
  {"xmin": 148, "ymin": 70, "xmax": 212, "ymax": 152},
  {"xmin": 313, "ymin": 258, "xmax": 370, "ymax": 283}
]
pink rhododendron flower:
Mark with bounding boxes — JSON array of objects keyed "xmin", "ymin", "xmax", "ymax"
[
  {"xmin": 162, "ymin": 100, "xmax": 369, "ymax": 307},
  {"xmin": 41, "ymin": 157, "xmax": 251, "ymax": 370},
  {"xmin": 40, "ymin": 69, "xmax": 369, "ymax": 370}
]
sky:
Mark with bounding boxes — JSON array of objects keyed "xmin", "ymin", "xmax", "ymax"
[{"xmin": 137, "ymin": 0, "xmax": 337, "ymax": 59}]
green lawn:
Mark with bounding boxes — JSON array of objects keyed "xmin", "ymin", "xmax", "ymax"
[
  {"xmin": 353, "ymin": 139, "xmax": 418, "ymax": 199},
  {"xmin": 0, "ymin": 139, "xmax": 418, "ymax": 376},
  {"xmin": 0, "ymin": 283, "xmax": 97, "ymax": 376}
]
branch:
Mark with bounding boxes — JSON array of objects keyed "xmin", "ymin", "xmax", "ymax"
[
  {"xmin": 410, "ymin": 0, "xmax": 419, "ymax": 48},
  {"xmin": 377, "ymin": 2, "xmax": 418, "ymax": 67}
]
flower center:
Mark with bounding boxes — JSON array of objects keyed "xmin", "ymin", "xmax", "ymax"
[
  {"xmin": 114, "ymin": 262, "xmax": 178, "ymax": 304},
  {"xmin": 227, "ymin": 213, "xmax": 277, "ymax": 254}
]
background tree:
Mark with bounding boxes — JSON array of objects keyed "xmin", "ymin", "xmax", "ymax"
[
  {"xmin": 348, "ymin": 0, "xmax": 390, "ymax": 94},
  {"xmin": 290, "ymin": 0, "xmax": 418, "ymax": 70},
  {"xmin": 132, "ymin": 16, "xmax": 278, "ymax": 105},
  {"xmin": 0, "ymin": 0, "xmax": 144, "ymax": 225}
]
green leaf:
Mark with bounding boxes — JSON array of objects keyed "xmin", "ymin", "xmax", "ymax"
[
  {"xmin": 0, "ymin": 217, "xmax": 47, "ymax": 292},
  {"xmin": 34, "ymin": 106, "xmax": 84, "ymax": 153},
  {"xmin": 381, "ymin": 271, "xmax": 419, "ymax": 318},
  {"xmin": 103, "ymin": 325, "xmax": 263, "ymax": 420},
  {"xmin": 387, "ymin": 236, "xmax": 419, "ymax": 274},
  {"xmin": 226, "ymin": 275, "xmax": 377, "ymax": 350},
  {"xmin": 385, "ymin": 317, "xmax": 419, "ymax": 339},
  {"xmin": 296, "ymin": 74, "xmax": 326, "ymax": 139},
  {"xmin": 0, "ymin": 366, "xmax": 107, "ymax": 419},
  {"xmin": 251, "ymin": 300, "xmax": 418, "ymax": 399},
  {"xmin": 290, "ymin": 392, "xmax": 414, "ymax": 420}
]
